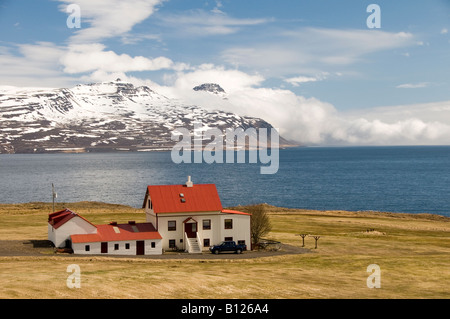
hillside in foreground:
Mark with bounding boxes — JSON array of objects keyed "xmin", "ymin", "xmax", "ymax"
[{"xmin": 0, "ymin": 202, "xmax": 448, "ymax": 299}]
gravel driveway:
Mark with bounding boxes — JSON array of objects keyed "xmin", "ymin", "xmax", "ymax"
[{"xmin": 0, "ymin": 240, "xmax": 310, "ymax": 259}]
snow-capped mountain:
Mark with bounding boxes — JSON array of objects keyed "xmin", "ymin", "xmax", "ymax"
[{"xmin": 0, "ymin": 80, "xmax": 293, "ymax": 154}]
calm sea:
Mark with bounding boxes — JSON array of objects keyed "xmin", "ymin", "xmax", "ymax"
[{"xmin": 0, "ymin": 146, "xmax": 449, "ymax": 217}]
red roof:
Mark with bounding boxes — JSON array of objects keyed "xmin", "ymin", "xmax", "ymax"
[
  {"xmin": 71, "ymin": 222, "xmax": 162, "ymax": 243},
  {"xmin": 144, "ymin": 184, "xmax": 223, "ymax": 214},
  {"xmin": 48, "ymin": 209, "xmax": 95, "ymax": 229}
]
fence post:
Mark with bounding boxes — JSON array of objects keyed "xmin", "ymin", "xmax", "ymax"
[
  {"xmin": 299, "ymin": 234, "xmax": 307, "ymax": 247},
  {"xmin": 310, "ymin": 235, "xmax": 321, "ymax": 249}
]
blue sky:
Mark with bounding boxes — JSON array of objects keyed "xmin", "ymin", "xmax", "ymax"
[{"xmin": 1, "ymin": 0, "xmax": 450, "ymax": 145}]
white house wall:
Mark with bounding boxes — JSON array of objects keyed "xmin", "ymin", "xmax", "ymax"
[
  {"xmin": 154, "ymin": 212, "xmax": 251, "ymax": 252},
  {"xmin": 72, "ymin": 239, "xmax": 162, "ymax": 255},
  {"xmin": 50, "ymin": 216, "xmax": 97, "ymax": 248},
  {"xmin": 220, "ymin": 214, "xmax": 251, "ymax": 249},
  {"xmin": 48, "ymin": 224, "xmax": 56, "ymax": 245}
]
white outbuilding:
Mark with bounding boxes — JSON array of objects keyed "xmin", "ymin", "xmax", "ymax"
[
  {"xmin": 48, "ymin": 209, "xmax": 162, "ymax": 255},
  {"xmin": 48, "ymin": 209, "xmax": 96, "ymax": 249}
]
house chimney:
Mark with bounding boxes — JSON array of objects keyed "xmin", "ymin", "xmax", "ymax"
[{"xmin": 186, "ymin": 176, "xmax": 193, "ymax": 187}]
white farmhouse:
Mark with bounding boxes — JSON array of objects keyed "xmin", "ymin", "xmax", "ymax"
[{"xmin": 143, "ymin": 176, "xmax": 252, "ymax": 253}]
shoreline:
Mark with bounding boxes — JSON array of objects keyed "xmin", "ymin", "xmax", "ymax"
[
  {"xmin": 1, "ymin": 201, "xmax": 449, "ymax": 220},
  {"xmin": 0, "ymin": 144, "xmax": 301, "ymax": 155},
  {"xmin": 229, "ymin": 203, "xmax": 450, "ymax": 221}
]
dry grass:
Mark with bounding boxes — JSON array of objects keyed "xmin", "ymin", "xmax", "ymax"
[{"xmin": 0, "ymin": 202, "xmax": 449, "ymax": 299}]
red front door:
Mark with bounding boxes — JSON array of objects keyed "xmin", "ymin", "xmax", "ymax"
[{"xmin": 185, "ymin": 222, "xmax": 197, "ymax": 238}]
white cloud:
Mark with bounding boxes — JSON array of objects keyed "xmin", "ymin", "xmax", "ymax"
[
  {"xmin": 60, "ymin": 43, "xmax": 177, "ymax": 74},
  {"xmin": 211, "ymin": 0, "xmax": 225, "ymax": 14},
  {"xmin": 57, "ymin": 0, "xmax": 165, "ymax": 43},
  {"xmin": 157, "ymin": 9, "xmax": 272, "ymax": 36},
  {"xmin": 441, "ymin": 28, "xmax": 448, "ymax": 35},
  {"xmin": 284, "ymin": 74, "xmax": 328, "ymax": 87},
  {"xmin": 0, "ymin": 42, "xmax": 75, "ymax": 87},
  {"xmin": 56, "ymin": 0, "xmax": 170, "ymax": 73},
  {"xmin": 161, "ymin": 66, "xmax": 450, "ymax": 146},
  {"xmin": 396, "ymin": 82, "xmax": 429, "ymax": 89},
  {"xmin": 0, "ymin": 1, "xmax": 181, "ymax": 87},
  {"xmin": 160, "ymin": 64, "xmax": 264, "ymax": 96},
  {"xmin": 222, "ymin": 27, "xmax": 417, "ymax": 77}
]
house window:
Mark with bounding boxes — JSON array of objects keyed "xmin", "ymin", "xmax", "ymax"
[
  {"xmin": 148, "ymin": 199, "xmax": 153, "ymax": 209},
  {"xmin": 238, "ymin": 240, "xmax": 246, "ymax": 246},
  {"xmin": 169, "ymin": 239, "xmax": 176, "ymax": 248},
  {"xmin": 225, "ymin": 237, "xmax": 233, "ymax": 241},
  {"xmin": 125, "ymin": 243, "xmax": 130, "ymax": 250},
  {"xmin": 224, "ymin": 219, "xmax": 233, "ymax": 229},
  {"xmin": 85, "ymin": 245, "xmax": 90, "ymax": 252},
  {"xmin": 114, "ymin": 244, "xmax": 119, "ymax": 250},
  {"xmin": 168, "ymin": 220, "xmax": 176, "ymax": 231},
  {"xmin": 203, "ymin": 219, "xmax": 211, "ymax": 230},
  {"xmin": 203, "ymin": 238, "xmax": 210, "ymax": 247},
  {"xmin": 151, "ymin": 242, "xmax": 156, "ymax": 248}
]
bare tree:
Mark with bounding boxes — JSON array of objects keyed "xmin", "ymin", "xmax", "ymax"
[{"xmin": 246, "ymin": 204, "xmax": 272, "ymax": 246}]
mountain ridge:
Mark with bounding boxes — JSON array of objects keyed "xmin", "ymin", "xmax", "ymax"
[{"xmin": 0, "ymin": 80, "xmax": 296, "ymax": 154}]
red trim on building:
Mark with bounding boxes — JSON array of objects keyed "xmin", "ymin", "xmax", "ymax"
[{"xmin": 221, "ymin": 209, "xmax": 252, "ymax": 216}]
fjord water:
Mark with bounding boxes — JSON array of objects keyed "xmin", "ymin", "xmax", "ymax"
[{"xmin": 0, "ymin": 146, "xmax": 449, "ymax": 217}]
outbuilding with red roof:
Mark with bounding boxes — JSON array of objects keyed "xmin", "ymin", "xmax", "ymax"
[
  {"xmin": 48, "ymin": 209, "xmax": 162, "ymax": 255},
  {"xmin": 48, "ymin": 209, "xmax": 97, "ymax": 249},
  {"xmin": 70, "ymin": 221, "xmax": 162, "ymax": 255}
]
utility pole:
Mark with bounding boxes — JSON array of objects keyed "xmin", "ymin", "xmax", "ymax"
[{"xmin": 52, "ymin": 183, "xmax": 57, "ymax": 213}]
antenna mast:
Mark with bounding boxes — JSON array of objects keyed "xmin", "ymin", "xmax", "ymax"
[{"xmin": 52, "ymin": 183, "xmax": 57, "ymax": 213}]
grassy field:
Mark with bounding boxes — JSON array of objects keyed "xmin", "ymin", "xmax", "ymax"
[{"xmin": 0, "ymin": 202, "xmax": 448, "ymax": 299}]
